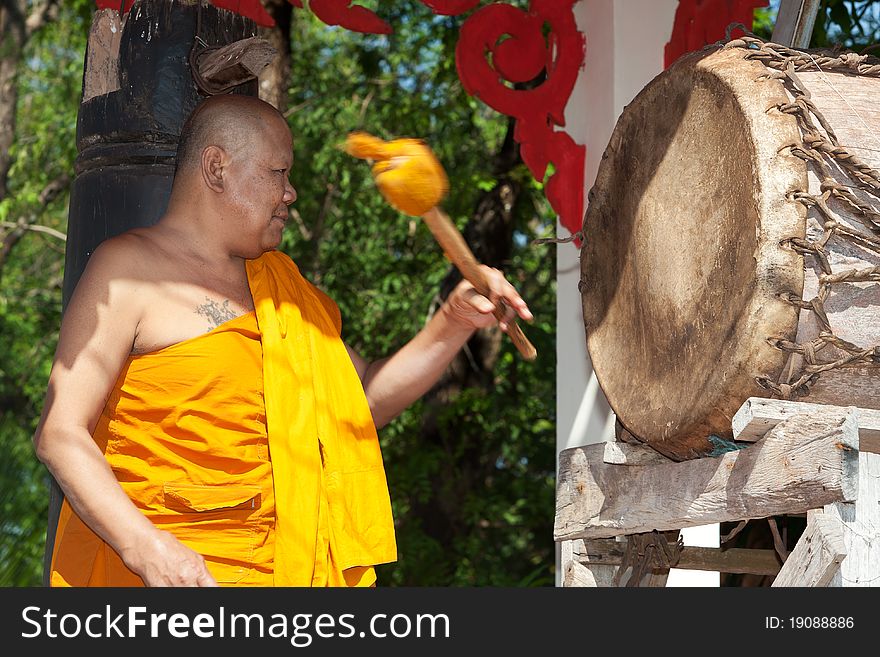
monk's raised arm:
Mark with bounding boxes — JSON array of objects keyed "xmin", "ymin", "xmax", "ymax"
[
  {"xmin": 346, "ymin": 265, "xmax": 532, "ymax": 429},
  {"xmin": 33, "ymin": 236, "xmax": 217, "ymax": 587}
]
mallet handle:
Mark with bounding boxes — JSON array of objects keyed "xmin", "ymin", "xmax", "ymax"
[{"xmin": 422, "ymin": 207, "xmax": 537, "ymax": 361}]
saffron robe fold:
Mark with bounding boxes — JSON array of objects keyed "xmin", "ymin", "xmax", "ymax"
[
  {"xmin": 49, "ymin": 250, "xmax": 396, "ymax": 586},
  {"xmin": 246, "ymin": 251, "xmax": 396, "ymax": 584}
]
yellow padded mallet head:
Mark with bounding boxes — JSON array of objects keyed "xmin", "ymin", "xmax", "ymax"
[{"xmin": 344, "ymin": 131, "xmax": 449, "ymax": 217}]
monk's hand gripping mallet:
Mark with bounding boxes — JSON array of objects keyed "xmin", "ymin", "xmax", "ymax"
[{"xmin": 344, "ymin": 131, "xmax": 537, "ymax": 361}]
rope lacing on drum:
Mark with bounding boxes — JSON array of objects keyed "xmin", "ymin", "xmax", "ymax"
[{"xmin": 727, "ymin": 35, "xmax": 880, "ymax": 400}]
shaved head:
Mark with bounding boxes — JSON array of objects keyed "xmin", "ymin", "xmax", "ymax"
[{"xmin": 174, "ymin": 94, "xmax": 287, "ymax": 178}]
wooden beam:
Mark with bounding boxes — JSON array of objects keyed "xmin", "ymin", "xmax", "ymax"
[
  {"xmin": 561, "ymin": 539, "xmax": 616, "ymax": 587},
  {"xmin": 571, "ymin": 440, "xmax": 673, "ymax": 467},
  {"xmin": 555, "ymin": 410, "xmax": 859, "ymax": 541},
  {"xmin": 573, "ymin": 539, "xmax": 782, "ymax": 576},
  {"xmin": 826, "ymin": 451, "xmax": 880, "ymax": 587},
  {"xmin": 732, "ymin": 397, "xmax": 880, "ymax": 454},
  {"xmin": 563, "ymin": 559, "xmax": 601, "ymax": 587},
  {"xmin": 602, "ymin": 441, "xmax": 672, "ymax": 466},
  {"xmin": 771, "ymin": 0, "xmax": 821, "ymax": 48},
  {"xmin": 772, "ymin": 510, "xmax": 846, "ymax": 587}
]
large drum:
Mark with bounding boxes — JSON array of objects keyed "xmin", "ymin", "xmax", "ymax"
[{"xmin": 580, "ymin": 38, "xmax": 880, "ymax": 461}]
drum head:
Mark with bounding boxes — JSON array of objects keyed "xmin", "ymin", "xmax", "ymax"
[{"xmin": 580, "ymin": 47, "xmax": 806, "ymax": 460}]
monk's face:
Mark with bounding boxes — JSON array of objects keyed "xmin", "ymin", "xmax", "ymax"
[{"xmin": 224, "ymin": 114, "xmax": 297, "ymax": 256}]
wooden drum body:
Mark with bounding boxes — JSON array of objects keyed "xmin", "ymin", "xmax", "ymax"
[{"xmin": 580, "ymin": 42, "xmax": 880, "ymax": 460}]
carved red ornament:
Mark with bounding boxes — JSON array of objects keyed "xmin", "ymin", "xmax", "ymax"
[
  {"xmin": 96, "ymin": 1, "xmax": 390, "ymax": 31},
  {"xmin": 305, "ymin": 0, "xmax": 392, "ymax": 34},
  {"xmin": 96, "ymin": 0, "xmax": 134, "ymax": 12},
  {"xmin": 456, "ymin": 0, "xmax": 585, "ymax": 239},
  {"xmin": 665, "ymin": 0, "xmax": 768, "ymax": 68}
]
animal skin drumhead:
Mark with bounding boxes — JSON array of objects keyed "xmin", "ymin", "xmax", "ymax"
[{"xmin": 580, "ymin": 47, "xmax": 806, "ymax": 461}]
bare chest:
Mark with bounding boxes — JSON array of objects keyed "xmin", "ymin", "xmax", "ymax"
[{"xmin": 132, "ymin": 277, "xmax": 255, "ymax": 355}]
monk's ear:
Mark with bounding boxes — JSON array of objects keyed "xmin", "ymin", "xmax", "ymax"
[{"xmin": 201, "ymin": 145, "xmax": 228, "ymax": 192}]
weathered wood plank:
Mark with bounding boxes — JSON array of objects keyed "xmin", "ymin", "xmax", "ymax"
[
  {"xmin": 732, "ymin": 397, "xmax": 880, "ymax": 454},
  {"xmin": 826, "ymin": 451, "xmax": 880, "ymax": 587},
  {"xmin": 561, "ymin": 539, "xmax": 616, "ymax": 587},
  {"xmin": 563, "ymin": 559, "xmax": 601, "ymax": 587},
  {"xmin": 602, "ymin": 441, "xmax": 672, "ymax": 466},
  {"xmin": 771, "ymin": 0, "xmax": 821, "ymax": 48},
  {"xmin": 772, "ymin": 511, "xmax": 846, "ymax": 587},
  {"xmin": 555, "ymin": 410, "xmax": 859, "ymax": 541},
  {"xmin": 574, "ymin": 539, "xmax": 782, "ymax": 576}
]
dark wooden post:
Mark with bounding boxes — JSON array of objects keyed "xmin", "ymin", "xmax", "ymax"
[{"xmin": 45, "ymin": 0, "xmax": 260, "ymax": 585}]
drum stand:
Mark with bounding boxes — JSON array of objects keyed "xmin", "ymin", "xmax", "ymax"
[{"xmin": 555, "ymin": 398, "xmax": 880, "ymax": 587}]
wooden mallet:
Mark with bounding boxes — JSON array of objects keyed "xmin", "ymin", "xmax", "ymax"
[{"xmin": 344, "ymin": 132, "xmax": 537, "ymax": 361}]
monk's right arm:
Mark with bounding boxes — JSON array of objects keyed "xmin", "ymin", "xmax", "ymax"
[{"xmin": 33, "ymin": 239, "xmax": 217, "ymax": 587}]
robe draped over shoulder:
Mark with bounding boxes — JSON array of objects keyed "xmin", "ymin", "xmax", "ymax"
[{"xmin": 49, "ymin": 250, "xmax": 396, "ymax": 587}]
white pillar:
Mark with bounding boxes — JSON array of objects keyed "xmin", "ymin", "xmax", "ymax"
[{"xmin": 557, "ymin": 0, "xmax": 719, "ymax": 586}]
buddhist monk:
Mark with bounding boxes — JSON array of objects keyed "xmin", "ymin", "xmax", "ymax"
[{"xmin": 32, "ymin": 94, "xmax": 532, "ymax": 587}]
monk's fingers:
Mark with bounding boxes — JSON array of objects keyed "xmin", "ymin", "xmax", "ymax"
[
  {"xmin": 494, "ymin": 299, "xmax": 518, "ymax": 333},
  {"xmin": 479, "ymin": 267, "xmax": 533, "ymax": 323},
  {"xmin": 198, "ymin": 568, "xmax": 220, "ymax": 587},
  {"xmin": 459, "ymin": 286, "xmax": 495, "ymax": 316},
  {"xmin": 166, "ymin": 556, "xmax": 211, "ymax": 587},
  {"xmin": 181, "ymin": 554, "xmax": 217, "ymax": 587},
  {"xmin": 142, "ymin": 532, "xmax": 216, "ymax": 587}
]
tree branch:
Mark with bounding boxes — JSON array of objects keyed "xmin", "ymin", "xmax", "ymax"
[
  {"xmin": 0, "ymin": 172, "xmax": 70, "ymax": 274},
  {"xmin": 0, "ymin": 221, "xmax": 66, "ymax": 242},
  {"xmin": 25, "ymin": 0, "xmax": 57, "ymax": 37}
]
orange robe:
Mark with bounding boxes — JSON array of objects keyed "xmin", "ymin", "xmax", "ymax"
[{"xmin": 49, "ymin": 250, "xmax": 396, "ymax": 586}]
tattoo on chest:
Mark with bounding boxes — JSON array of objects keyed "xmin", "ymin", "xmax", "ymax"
[{"xmin": 195, "ymin": 298, "xmax": 237, "ymax": 329}]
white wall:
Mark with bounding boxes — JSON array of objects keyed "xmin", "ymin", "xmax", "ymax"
[{"xmin": 556, "ymin": 0, "xmax": 719, "ymax": 587}]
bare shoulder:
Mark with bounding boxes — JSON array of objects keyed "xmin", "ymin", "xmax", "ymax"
[
  {"xmin": 74, "ymin": 230, "xmax": 158, "ymax": 299},
  {"xmin": 84, "ymin": 229, "xmax": 154, "ymax": 275},
  {"xmin": 64, "ymin": 230, "xmax": 162, "ymax": 347}
]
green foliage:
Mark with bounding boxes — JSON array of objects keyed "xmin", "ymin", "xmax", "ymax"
[
  {"xmin": 753, "ymin": 5, "xmax": 777, "ymax": 39},
  {"xmin": 9, "ymin": 0, "xmax": 870, "ymax": 589},
  {"xmin": 754, "ymin": 0, "xmax": 880, "ymax": 48},
  {"xmin": 0, "ymin": 0, "xmax": 93, "ymax": 586},
  {"xmin": 283, "ymin": 0, "xmax": 557, "ymax": 586},
  {"xmin": 812, "ymin": 0, "xmax": 880, "ymax": 48}
]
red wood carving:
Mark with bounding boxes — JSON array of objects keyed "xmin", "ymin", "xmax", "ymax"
[
  {"xmin": 304, "ymin": 0, "xmax": 392, "ymax": 33},
  {"xmin": 96, "ymin": 1, "xmax": 390, "ymax": 31},
  {"xmin": 211, "ymin": 0, "xmax": 275, "ymax": 26},
  {"xmin": 665, "ymin": 0, "xmax": 768, "ymax": 68},
  {"xmin": 456, "ymin": 0, "xmax": 585, "ymax": 239},
  {"xmin": 97, "ymin": 1, "xmax": 589, "ymax": 239},
  {"xmin": 96, "ymin": 0, "xmax": 134, "ymax": 11}
]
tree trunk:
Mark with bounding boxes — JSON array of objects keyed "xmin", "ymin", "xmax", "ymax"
[
  {"xmin": 0, "ymin": 0, "xmax": 56, "ymax": 200},
  {"xmin": 0, "ymin": 1, "xmax": 26, "ymax": 202},
  {"xmin": 0, "ymin": 0, "xmax": 57, "ymax": 276},
  {"xmin": 257, "ymin": 0, "xmax": 292, "ymax": 111}
]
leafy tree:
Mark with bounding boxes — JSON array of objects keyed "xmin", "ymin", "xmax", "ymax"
[
  {"xmin": 280, "ymin": 1, "xmax": 557, "ymax": 586},
  {"xmin": 1, "ymin": 0, "xmax": 558, "ymax": 587},
  {"xmin": 6, "ymin": 0, "xmax": 873, "ymax": 589},
  {"xmin": 0, "ymin": 0, "xmax": 93, "ymax": 586},
  {"xmin": 754, "ymin": 0, "xmax": 880, "ymax": 48}
]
